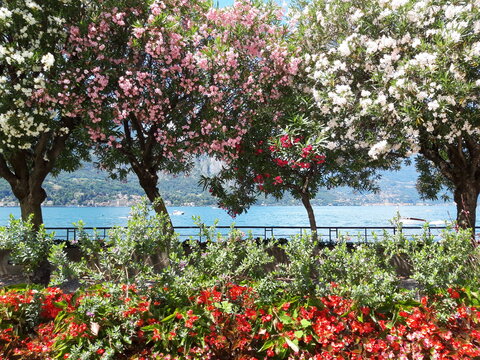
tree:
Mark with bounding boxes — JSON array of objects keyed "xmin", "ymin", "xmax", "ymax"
[
  {"xmin": 0, "ymin": 0, "xmax": 92, "ymax": 230},
  {"xmin": 202, "ymin": 105, "xmax": 389, "ymax": 239},
  {"xmin": 69, "ymin": 0, "xmax": 299, "ymax": 224},
  {"xmin": 203, "ymin": 114, "xmax": 327, "ymax": 238},
  {"xmin": 297, "ymin": 0, "xmax": 480, "ymax": 230}
]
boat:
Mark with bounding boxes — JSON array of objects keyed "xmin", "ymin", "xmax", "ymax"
[
  {"xmin": 399, "ymin": 217, "xmax": 443, "ymax": 226},
  {"xmin": 172, "ymin": 210, "xmax": 184, "ymax": 216},
  {"xmin": 400, "ymin": 217, "xmax": 426, "ymax": 224}
]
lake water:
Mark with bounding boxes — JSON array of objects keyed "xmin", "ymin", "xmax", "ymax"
[{"xmin": 0, "ymin": 204, "xmax": 462, "ymax": 228}]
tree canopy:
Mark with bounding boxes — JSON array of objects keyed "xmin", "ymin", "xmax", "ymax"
[
  {"xmin": 67, "ymin": 0, "xmax": 300, "ymax": 220},
  {"xmin": 296, "ymin": 0, "xmax": 480, "ymax": 229}
]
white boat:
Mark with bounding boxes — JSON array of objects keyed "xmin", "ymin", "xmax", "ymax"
[
  {"xmin": 400, "ymin": 217, "xmax": 443, "ymax": 226},
  {"xmin": 172, "ymin": 210, "xmax": 184, "ymax": 216},
  {"xmin": 399, "ymin": 217, "xmax": 426, "ymax": 224}
]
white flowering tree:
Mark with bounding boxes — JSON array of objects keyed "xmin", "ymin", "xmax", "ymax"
[
  {"xmin": 0, "ymin": 0, "xmax": 93, "ymax": 232},
  {"xmin": 297, "ymin": 0, "xmax": 480, "ymax": 230}
]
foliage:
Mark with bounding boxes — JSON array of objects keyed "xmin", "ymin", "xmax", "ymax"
[
  {"xmin": 2, "ymin": 199, "xmax": 479, "ymax": 309},
  {"xmin": 0, "ymin": 0, "xmax": 95, "ymax": 225},
  {"xmin": 378, "ymin": 223, "xmax": 480, "ymax": 294},
  {"xmin": 202, "ymin": 115, "xmax": 327, "ymax": 219},
  {"xmin": 160, "ymin": 219, "xmax": 276, "ymax": 303},
  {"xmin": 49, "ymin": 200, "xmax": 178, "ymax": 286},
  {"xmin": 294, "ymin": 0, "xmax": 480, "ymax": 227},
  {"xmin": 58, "ymin": 0, "xmax": 300, "ymax": 220},
  {"xmin": 0, "ymin": 216, "xmax": 54, "ymax": 275},
  {"xmin": 1, "ymin": 284, "xmax": 480, "ymax": 359},
  {"xmin": 1, "ymin": 203, "xmax": 480, "ymax": 357}
]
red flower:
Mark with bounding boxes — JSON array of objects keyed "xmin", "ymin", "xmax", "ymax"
[
  {"xmin": 280, "ymin": 134, "xmax": 292, "ymax": 148},
  {"xmin": 301, "ymin": 145, "xmax": 313, "ymax": 158},
  {"xmin": 96, "ymin": 348, "xmax": 105, "ymax": 355},
  {"xmin": 261, "ymin": 314, "xmax": 273, "ymax": 323},
  {"xmin": 447, "ymin": 288, "xmax": 460, "ymax": 299},
  {"xmin": 152, "ymin": 328, "xmax": 161, "ymax": 341},
  {"xmin": 253, "ymin": 174, "xmax": 264, "ymax": 183},
  {"xmin": 273, "ymin": 176, "xmax": 283, "ymax": 185},
  {"xmin": 273, "ymin": 158, "xmax": 288, "ymax": 167}
]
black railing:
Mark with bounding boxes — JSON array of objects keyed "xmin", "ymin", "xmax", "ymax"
[{"xmin": 44, "ymin": 225, "xmax": 477, "ymax": 243}]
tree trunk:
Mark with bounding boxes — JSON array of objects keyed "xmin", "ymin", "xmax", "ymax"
[
  {"xmin": 0, "ymin": 118, "xmax": 81, "ymax": 286},
  {"xmin": 137, "ymin": 174, "xmax": 173, "ymax": 229},
  {"xmin": 301, "ymin": 195, "xmax": 318, "ymax": 242},
  {"xmin": 19, "ymin": 189, "xmax": 46, "ymax": 230},
  {"xmin": 136, "ymin": 171, "xmax": 173, "ymax": 270},
  {"xmin": 17, "ymin": 186, "xmax": 51, "ymax": 286},
  {"xmin": 453, "ymin": 181, "xmax": 479, "ymax": 232}
]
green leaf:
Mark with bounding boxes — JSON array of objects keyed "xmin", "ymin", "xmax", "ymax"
[
  {"xmin": 161, "ymin": 311, "xmax": 178, "ymax": 323},
  {"xmin": 54, "ymin": 300, "xmax": 68, "ymax": 309},
  {"xmin": 300, "ymin": 319, "xmax": 311, "ymax": 328},
  {"xmin": 279, "ymin": 313, "xmax": 292, "ymax": 324},
  {"xmin": 259, "ymin": 339, "xmax": 275, "ymax": 352}
]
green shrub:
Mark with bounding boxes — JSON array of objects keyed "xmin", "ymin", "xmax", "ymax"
[
  {"xmin": 49, "ymin": 200, "xmax": 177, "ymax": 286},
  {"xmin": 161, "ymin": 221, "xmax": 276, "ymax": 302},
  {"xmin": 377, "ymin": 224, "xmax": 480, "ymax": 295},
  {"xmin": 0, "ymin": 216, "xmax": 54, "ymax": 277}
]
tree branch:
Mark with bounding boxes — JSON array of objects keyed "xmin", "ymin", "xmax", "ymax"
[
  {"xmin": 420, "ymin": 145, "xmax": 456, "ymax": 183},
  {"xmin": 0, "ymin": 154, "xmax": 17, "ymax": 186}
]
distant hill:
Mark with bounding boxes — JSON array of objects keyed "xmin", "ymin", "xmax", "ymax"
[{"xmin": 0, "ymin": 159, "xmax": 451, "ymax": 207}]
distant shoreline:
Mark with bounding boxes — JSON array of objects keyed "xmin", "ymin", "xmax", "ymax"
[{"xmin": 0, "ymin": 203, "xmax": 455, "ymax": 208}]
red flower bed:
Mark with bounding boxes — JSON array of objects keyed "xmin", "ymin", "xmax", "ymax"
[{"xmin": 1, "ymin": 284, "xmax": 479, "ymax": 359}]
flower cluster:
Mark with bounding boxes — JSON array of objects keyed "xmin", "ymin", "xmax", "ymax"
[
  {"xmin": 62, "ymin": 0, "xmax": 299, "ymax": 166},
  {"xmin": 1, "ymin": 284, "xmax": 480, "ymax": 359},
  {"xmin": 298, "ymin": 0, "xmax": 480, "ymax": 158},
  {"xmin": 271, "ymin": 135, "xmax": 326, "ymax": 171},
  {"xmin": 0, "ymin": 0, "xmax": 82, "ymax": 151}
]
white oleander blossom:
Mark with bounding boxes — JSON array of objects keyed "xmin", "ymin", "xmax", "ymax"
[
  {"xmin": 368, "ymin": 140, "xmax": 389, "ymax": 159},
  {"xmin": 297, "ymin": 0, "xmax": 480, "ymax": 159},
  {"xmin": 0, "ymin": 0, "xmax": 80, "ymax": 150},
  {"xmin": 0, "ymin": 7, "xmax": 12, "ymax": 21},
  {"xmin": 41, "ymin": 53, "xmax": 55, "ymax": 70}
]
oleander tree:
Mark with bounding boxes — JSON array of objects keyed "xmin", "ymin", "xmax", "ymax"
[
  {"xmin": 66, "ymin": 0, "xmax": 300, "ymax": 225},
  {"xmin": 296, "ymin": 0, "xmax": 480, "ymax": 230},
  {"xmin": 202, "ymin": 105, "xmax": 389, "ymax": 239},
  {"xmin": 203, "ymin": 114, "xmax": 327, "ymax": 237},
  {"xmin": 0, "ymin": 0, "xmax": 94, "ymax": 230}
]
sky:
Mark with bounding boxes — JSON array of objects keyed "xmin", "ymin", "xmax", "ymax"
[{"xmin": 217, "ymin": 0, "xmax": 235, "ymax": 6}]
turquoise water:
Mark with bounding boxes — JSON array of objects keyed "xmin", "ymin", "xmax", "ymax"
[{"xmin": 0, "ymin": 204, "xmax": 461, "ymax": 228}]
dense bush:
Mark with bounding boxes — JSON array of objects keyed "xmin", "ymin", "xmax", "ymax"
[
  {"xmin": 1, "ymin": 202, "xmax": 479, "ymax": 307},
  {"xmin": 0, "ymin": 217, "xmax": 54, "ymax": 280}
]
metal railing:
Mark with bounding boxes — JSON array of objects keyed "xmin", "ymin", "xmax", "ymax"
[{"xmin": 44, "ymin": 225, "xmax": 476, "ymax": 243}]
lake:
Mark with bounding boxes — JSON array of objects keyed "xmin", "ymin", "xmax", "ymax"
[{"xmin": 0, "ymin": 204, "xmax": 462, "ymax": 228}]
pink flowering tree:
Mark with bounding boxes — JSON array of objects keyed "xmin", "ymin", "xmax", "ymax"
[
  {"xmin": 296, "ymin": 0, "xmax": 480, "ymax": 230},
  {"xmin": 0, "ymin": 0, "xmax": 94, "ymax": 231},
  {"xmin": 65, "ymin": 0, "xmax": 299, "ymax": 224}
]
